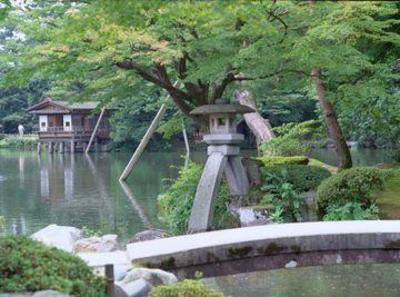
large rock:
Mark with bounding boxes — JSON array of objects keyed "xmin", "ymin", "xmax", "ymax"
[
  {"xmin": 31, "ymin": 225, "xmax": 82, "ymax": 252},
  {"xmin": 73, "ymin": 234, "xmax": 118, "ymax": 253},
  {"xmin": 128, "ymin": 229, "xmax": 168, "ymax": 244},
  {"xmin": 115, "ymin": 268, "xmax": 177, "ymax": 297},
  {"xmin": 114, "ymin": 278, "xmax": 150, "ymax": 297}
]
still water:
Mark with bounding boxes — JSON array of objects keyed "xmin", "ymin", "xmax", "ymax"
[
  {"xmin": 205, "ymin": 263, "xmax": 400, "ymax": 297},
  {"xmin": 0, "ymin": 149, "xmax": 201, "ymax": 241},
  {"xmin": 0, "ymin": 148, "xmax": 396, "ymax": 241}
]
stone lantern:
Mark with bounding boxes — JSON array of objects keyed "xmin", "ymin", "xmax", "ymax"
[{"xmin": 188, "ymin": 98, "xmax": 255, "ymax": 233}]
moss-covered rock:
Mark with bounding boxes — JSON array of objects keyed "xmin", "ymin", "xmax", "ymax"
[
  {"xmin": 149, "ymin": 280, "xmax": 223, "ymax": 297},
  {"xmin": 257, "ymin": 156, "xmax": 309, "ymax": 166}
]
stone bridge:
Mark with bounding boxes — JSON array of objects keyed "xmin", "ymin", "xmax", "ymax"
[{"xmin": 124, "ymin": 221, "xmax": 400, "ymax": 279}]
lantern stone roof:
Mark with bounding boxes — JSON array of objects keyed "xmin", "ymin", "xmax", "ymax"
[{"xmin": 190, "ymin": 99, "xmax": 255, "ymax": 116}]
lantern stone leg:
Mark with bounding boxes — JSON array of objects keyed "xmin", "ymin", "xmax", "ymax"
[
  {"xmin": 187, "ymin": 98, "xmax": 255, "ymax": 233},
  {"xmin": 225, "ymin": 156, "xmax": 250, "ymax": 196},
  {"xmin": 188, "ymin": 152, "xmax": 227, "ymax": 233}
]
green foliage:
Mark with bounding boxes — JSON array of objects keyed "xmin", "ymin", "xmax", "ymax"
[
  {"xmin": 261, "ymin": 120, "xmax": 322, "ymax": 157},
  {"xmin": 261, "ymin": 165, "xmax": 331, "ymax": 193},
  {"xmin": 0, "ymin": 134, "xmax": 38, "ymax": 150},
  {"xmin": 261, "ymin": 176, "xmax": 304, "ymax": 223},
  {"xmin": 158, "ymin": 162, "xmax": 238, "ymax": 235},
  {"xmin": 149, "ymin": 280, "xmax": 223, "ymax": 297},
  {"xmin": 323, "ymin": 202, "xmax": 379, "ymax": 221},
  {"xmin": 257, "ymin": 156, "xmax": 309, "ymax": 166},
  {"xmin": 81, "ymin": 226, "xmax": 102, "ymax": 237},
  {"xmin": 0, "ymin": 236, "xmax": 106, "ymax": 296},
  {"xmin": 316, "ymin": 167, "xmax": 386, "ymax": 215},
  {"xmin": 0, "ymin": 216, "xmax": 5, "ymax": 234}
]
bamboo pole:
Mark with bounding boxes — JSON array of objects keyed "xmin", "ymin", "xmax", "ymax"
[
  {"xmin": 119, "ymin": 81, "xmax": 179, "ymax": 181},
  {"xmin": 85, "ymin": 106, "xmax": 106, "ymax": 154}
]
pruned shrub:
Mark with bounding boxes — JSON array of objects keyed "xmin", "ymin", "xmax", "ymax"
[
  {"xmin": 149, "ymin": 280, "xmax": 223, "ymax": 297},
  {"xmin": 257, "ymin": 156, "xmax": 309, "ymax": 166},
  {"xmin": 158, "ymin": 162, "xmax": 238, "ymax": 235},
  {"xmin": 261, "ymin": 165, "xmax": 331, "ymax": 193},
  {"xmin": 316, "ymin": 167, "xmax": 386, "ymax": 215},
  {"xmin": 0, "ymin": 236, "xmax": 106, "ymax": 296},
  {"xmin": 323, "ymin": 202, "xmax": 379, "ymax": 221}
]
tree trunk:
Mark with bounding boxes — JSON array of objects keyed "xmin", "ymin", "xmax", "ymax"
[
  {"xmin": 311, "ymin": 68, "xmax": 352, "ymax": 169},
  {"xmin": 234, "ymin": 90, "xmax": 274, "ymax": 143}
]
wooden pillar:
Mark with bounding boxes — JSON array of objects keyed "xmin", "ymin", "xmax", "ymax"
[
  {"xmin": 59, "ymin": 142, "xmax": 64, "ymax": 154},
  {"xmin": 70, "ymin": 140, "xmax": 75, "ymax": 154},
  {"xmin": 82, "ymin": 142, "xmax": 87, "ymax": 153},
  {"xmin": 37, "ymin": 142, "xmax": 42, "ymax": 154},
  {"xmin": 48, "ymin": 142, "xmax": 53, "ymax": 154}
]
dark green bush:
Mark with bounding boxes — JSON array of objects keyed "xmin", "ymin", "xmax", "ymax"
[
  {"xmin": 0, "ymin": 236, "xmax": 106, "ymax": 296},
  {"xmin": 149, "ymin": 280, "xmax": 223, "ymax": 297},
  {"xmin": 316, "ymin": 167, "xmax": 386, "ymax": 215},
  {"xmin": 257, "ymin": 156, "xmax": 309, "ymax": 166},
  {"xmin": 261, "ymin": 165, "xmax": 331, "ymax": 193},
  {"xmin": 158, "ymin": 162, "xmax": 238, "ymax": 235}
]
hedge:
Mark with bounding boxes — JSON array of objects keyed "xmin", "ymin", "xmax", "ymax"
[{"xmin": 0, "ymin": 236, "xmax": 106, "ymax": 296}]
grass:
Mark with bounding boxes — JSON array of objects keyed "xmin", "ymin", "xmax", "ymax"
[
  {"xmin": 0, "ymin": 134, "xmax": 38, "ymax": 150},
  {"xmin": 374, "ymin": 170, "xmax": 400, "ymax": 219}
]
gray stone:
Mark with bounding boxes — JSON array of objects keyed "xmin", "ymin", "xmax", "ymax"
[
  {"xmin": 121, "ymin": 268, "xmax": 177, "ymax": 286},
  {"xmin": 114, "ymin": 279, "xmax": 150, "ymax": 297},
  {"xmin": 127, "ymin": 220, "xmax": 400, "ymax": 278},
  {"xmin": 31, "ymin": 224, "xmax": 82, "ymax": 252},
  {"xmin": 128, "ymin": 229, "xmax": 169, "ymax": 244},
  {"xmin": 236, "ymin": 207, "xmax": 271, "ymax": 227},
  {"xmin": 73, "ymin": 234, "xmax": 118, "ymax": 253},
  {"xmin": 188, "ymin": 152, "xmax": 227, "ymax": 233},
  {"xmin": 284, "ymin": 260, "xmax": 298, "ymax": 268},
  {"xmin": 115, "ymin": 268, "xmax": 177, "ymax": 297}
]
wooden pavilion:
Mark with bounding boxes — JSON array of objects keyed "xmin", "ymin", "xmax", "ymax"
[{"xmin": 28, "ymin": 98, "xmax": 112, "ymax": 153}]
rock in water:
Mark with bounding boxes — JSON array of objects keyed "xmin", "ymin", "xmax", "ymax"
[
  {"xmin": 73, "ymin": 234, "xmax": 118, "ymax": 253},
  {"xmin": 31, "ymin": 224, "xmax": 82, "ymax": 252},
  {"xmin": 128, "ymin": 229, "xmax": 168, "ymax": 243}
]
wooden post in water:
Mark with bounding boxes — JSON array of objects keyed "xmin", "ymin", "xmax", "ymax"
[
  {"xmin": 119, "ymin": 81, "xmax": 180, "ymax": 181},
  {"xmin": 86, "ymin": 106, "xmax": 106, "ymax": 154},
  {"xmin": 182, "ymin": 122, "xmax": 190, "ymax": 168},
  {"xmin": 105, "ymin": 264, "xmax": 114, "ymax": 297}
]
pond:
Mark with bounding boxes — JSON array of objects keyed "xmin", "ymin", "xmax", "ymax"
[
  {"xmin": 0, "ymin": 149, "xmax": 198, "ymax": 242},
  {"xmin": 0, "ymin": 147, "xmax": 397, "ymax": 241},
  {"xmin": 205, "ymin": 263, "xmax": 400, "ymax": 297}
]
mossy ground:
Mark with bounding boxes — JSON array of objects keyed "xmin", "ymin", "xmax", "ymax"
[{"xmin": 374, "ymin": 171, "xmax": 400, "ymax": 219}]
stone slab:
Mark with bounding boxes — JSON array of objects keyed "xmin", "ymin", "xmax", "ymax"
[{"xmin": 127, "ymin": 221, "xmax": 400, "ymax": 275}]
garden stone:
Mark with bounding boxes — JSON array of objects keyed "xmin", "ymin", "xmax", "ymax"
[
  {"xmin": 73, "ymin": 234, "xmax": 118, "ymax": 253},
  {"xmin": 32, "ymin": 291, "xmax": 69, "ymax": 297},
  {"xmin": 236, "ymin": 207, "xmax": 271, "ymax": 227},
  {"xmin": 114, "ymin": 278, "xmax": 151, "ymax": 297},
  {"xmin": 128, "ymin": 229, "xmax": 169, "ymax": 243},
  {"xmin": 31, "ymin": 224, "xmax": 82, "ymax": 252},
  {"xmin": 119, "ymin": 268, "xmax": 178, "ymax": 287}
]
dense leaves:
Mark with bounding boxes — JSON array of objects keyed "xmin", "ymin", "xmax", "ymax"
[
  {"xmin": 0, "ymin": 236, "xmax": 106, "ymax": 296},
  {"xmin": 158, "ymin": 162, "xmax": 238, "ymax": 235},
  {"xmin": 316, "ymin": 167, "xmax": 387, "ymax": 216}
]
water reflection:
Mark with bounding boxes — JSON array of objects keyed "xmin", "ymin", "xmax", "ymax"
[
  {"xmin": 205, "ymin": 263, "xmax": 400, "ymax": 297},
  {"xmin": 0, "ymin": 150, "xmax": 193, "ymax": 241}
]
